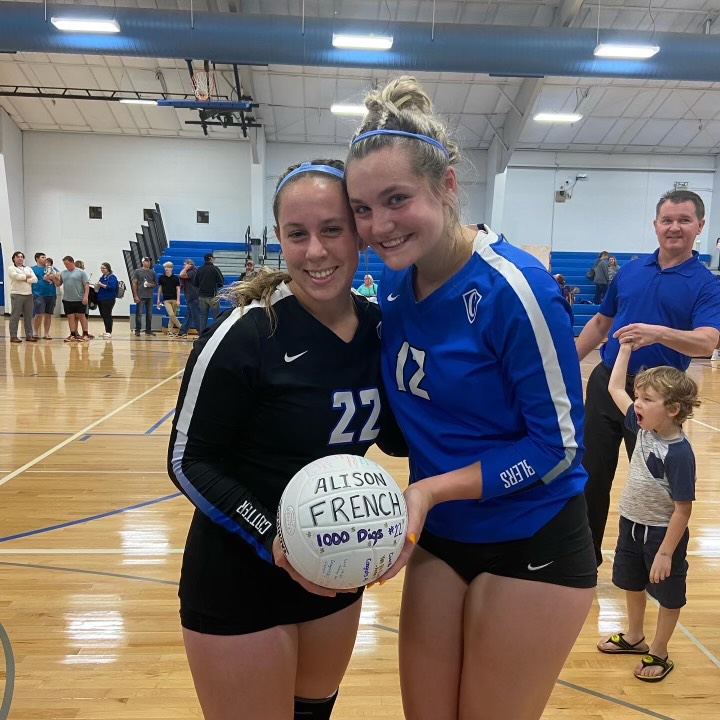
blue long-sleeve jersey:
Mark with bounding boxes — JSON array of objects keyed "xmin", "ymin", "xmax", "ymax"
[{"xmin": 379, "ymin": 226, "xmax": 588, "ymax": 543}]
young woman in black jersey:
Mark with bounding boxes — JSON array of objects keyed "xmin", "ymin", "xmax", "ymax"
[{"xmin": 168, "ymin": 159, "xmax": 401, "ymax": 720}]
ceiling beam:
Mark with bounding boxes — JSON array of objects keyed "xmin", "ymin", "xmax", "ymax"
[{"xmin": 494, "ymin": 0, "xmax": 585, "ymax": 171}]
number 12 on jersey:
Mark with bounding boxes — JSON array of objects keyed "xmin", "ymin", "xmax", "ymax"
[{"xmin": 396, "ymin": 341, "xmax": 430, "ymax": 400}]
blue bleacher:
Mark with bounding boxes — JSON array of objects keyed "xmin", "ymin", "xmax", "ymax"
[{"xmin": 550, "ymin": 250, "xmax": 714, "ymax": 336}]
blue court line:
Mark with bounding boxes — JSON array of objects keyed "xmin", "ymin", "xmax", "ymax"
[
  {"xmin": 0, "ymin": 493, "xmax": 181, "ymax": 543},
  {"xmin": 0, "ymin": 561, "xmax": 178, "ymax": 587},
  {"xmin": 0, "ymin": 622, "xmax": 15, "ymax": 720},
  {"xmin": 145, "ymin": 408, "xmax": 176, "ymax": 435}
]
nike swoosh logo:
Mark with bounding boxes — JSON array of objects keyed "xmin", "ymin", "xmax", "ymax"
[
  {"xmin": 527, "ymin": 561, "xmax": 554, "ymax": 572},
  {"xmin": 284, "ymin": 351, "xmax": 308, "ymax": 363},
  {"xmin": 387, "ymin": 293, "xmax": 399, "ymax": 302}
]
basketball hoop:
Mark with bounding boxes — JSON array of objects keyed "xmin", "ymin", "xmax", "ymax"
[{"xmin": 192, "ymin": 71, "xmax": 216, "ymax": 102}]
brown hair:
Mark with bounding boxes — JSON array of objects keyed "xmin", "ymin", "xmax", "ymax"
[
  {"xmin": 634, "ymin": 366, "xmax": 701, "ymax": 425},
  {"xmin": 227, "ymin": 158, "xmax": 348, "ymax": 333},
  {"xmin": 101, "ymin": 262, "xmax": 112, "ymax": 273},
  {"xmin": 656, "ymin": 190, "xmax": 705, "ymax": 220}
]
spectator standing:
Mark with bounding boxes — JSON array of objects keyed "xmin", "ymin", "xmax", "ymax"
[
  {"xmin": 178, "ymin": 259, "xmax": 200, "ymax": 339},
  {"xmin": 576, "ymin": 190, "xmax": 720, "ymax": 565},
  {"xmin": 158, "ymin": 261, "xmax": 182, "ymax": 337},
  {"xmin": 194, "ymin": 252, "xmax": 225, "ymax": 335},
  {"xmin": 58, "ymin": 256, "xmax": 91, "ymax": 343},
  {"xmin": 240, "ymin": 259, "xmax": 258, "ymax": 281},
  {"xmin": 607, "ymin": 256, "xmax": 620, "ymax": 283},
  {"xmin": 8, "ymin": 251, "xmax": 38, "ymax": 343},
  {"xmin": 132, "ymin": 257, "xmax": 157, "ymax": 337},
  {"xmin": 95, "ymin": 262, "xmax": 118, "ymax": 339},
  {"xmin": 592, "ymin": 251, "xmax": 610, "ymax": 304},
  {"xmin": 31, "ymin": 252, "xmax": 56, "ymax": 340}
]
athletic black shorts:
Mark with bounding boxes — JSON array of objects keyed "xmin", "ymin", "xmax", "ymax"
[
  {"xmin": 63, "ymin": 300, "xmax": 87, "ymax": 315},
  {"xmin": 417, "ymin": 494, "xmax": 597, "ymax": 589},
  {"xmin": 612, "ymin": 516, "xmax": 689, "ymax": 609},
  {"xmin": 179, "ymin": 510, "xmax": 363, "ymax": 636}
]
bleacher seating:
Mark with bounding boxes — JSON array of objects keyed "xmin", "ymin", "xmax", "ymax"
[{"xmin": 550, "ymin": 250, "xmax": 713, "ymax": 336}]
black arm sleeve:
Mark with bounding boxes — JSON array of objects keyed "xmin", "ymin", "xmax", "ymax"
[{"xmin": 167, "ymin": 312, "xmax": 277, "ymax": 563}]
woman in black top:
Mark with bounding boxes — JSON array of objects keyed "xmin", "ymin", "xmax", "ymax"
[{"xmin": 168, "ymin": 159, "xmax": 402, "ymax": 720}]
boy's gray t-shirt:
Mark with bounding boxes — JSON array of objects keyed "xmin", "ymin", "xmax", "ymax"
[
  {"xmin": 618, "ymin": 406, "xmax": 696, "ymax": 527},
  {"xmin": 132, "ymin": 268, "xmax": 157, "ymax": 299},
  {"xmin": 60, "ymin": 268, "xmax": 89, "ymax": 301}
]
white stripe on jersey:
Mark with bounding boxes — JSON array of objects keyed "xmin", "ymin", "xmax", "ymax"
[
  {"xmin": 475, "ymin": 228, "xmax": 577, "ymax": 483},
  {"xmin": 175, "ymin": 282, "xmax": 293, "ymax": 436}
]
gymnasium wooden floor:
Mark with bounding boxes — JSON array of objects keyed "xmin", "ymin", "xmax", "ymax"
[{"xmin": 1, "ymin": 316, "xmax": 719, "ymax": 720}]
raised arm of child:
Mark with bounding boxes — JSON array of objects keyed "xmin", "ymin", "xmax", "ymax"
[{"xmin": 608, "ymin": 341, "xmax": 634, "ymax": 415}]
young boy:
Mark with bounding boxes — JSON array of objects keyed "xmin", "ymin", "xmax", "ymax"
[{"xmin": 597, "ymin": 339, "xmax": 700, "ymax": 682}]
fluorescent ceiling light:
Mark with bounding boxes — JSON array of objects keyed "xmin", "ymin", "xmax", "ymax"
[
  {"xmin": 330, "ymin": 103, "xmax": 366, "ymax": 115},
  {"xmin": 533, "ymin": 112, "xmax": 583, "ymax": 123},
  {"xmin": 119, "ymin": 99, "xmax": 158, "ymax": 106},
  {"xmin": 594, "ymin": 43, "xmax": 659, "ymax": 59},
  {"xmin": 51, "ymin": 17, "xmax": 121, "ymax": 33},
  {"xmin": 332, "ymin": 33, "xmax": 393, "ymax": 50}
]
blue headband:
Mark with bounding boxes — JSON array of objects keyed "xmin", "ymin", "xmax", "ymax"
[
  {"xmin": 350, "ymin": 129, "xmax": 449, "ymax": 158},
  {"xmin": 275, "ymin": 162, "xmax": 345, "ymax": 195}
]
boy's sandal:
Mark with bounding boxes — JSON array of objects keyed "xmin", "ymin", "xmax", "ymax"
[
  {"xmin": 634, "ymin": 654, "xmax": 674, "ymax": 683},
  {"xmin": 598, "ymin": 633, "xmax": 649, "ymax": 654}
]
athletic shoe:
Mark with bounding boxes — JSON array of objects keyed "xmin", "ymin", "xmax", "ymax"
[
  {"xmin": 712, "ymin": 349, "xmax": 720, "ymax": 361},
  {"xmin": 83, "ymin": 333, "xmax": 94, "ymax": 340},
  {"xmin": 26, "ymin": 337, "xmax": 39, "ymax": 343},
  {"xmin": 135, "ymin": 330, "xmax": 141, "ymax": 337},
  {"xmin": 79, "ymin": 335, "xmax": 90, "ymax": 342},
  {"xmin": 145, "ymin": 331, "xmax": 156, "ymax": 336},
  {"xmin": 104, "ymin": 333, "xmax": 112, "ymax": 340},
  {"xmin": 43, "ymin": 336, "xmax": 52, "ymax": 340},
  {"xmin": 10, "ymin": 337, "xmax": 21, "ymax": 344},
  {"xmin": 64, "ymin": 335, "xmax": 75, "ymax": 343}
]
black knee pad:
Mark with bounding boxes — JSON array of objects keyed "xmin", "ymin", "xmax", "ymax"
[{"xmin": 294, "ymin": 690, "xmax": 338, "ymax": 720}]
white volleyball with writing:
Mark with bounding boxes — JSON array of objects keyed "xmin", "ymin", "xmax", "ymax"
[{"xmin": 278, "ymin": 454, "xmax": 407, "ymax": 590}]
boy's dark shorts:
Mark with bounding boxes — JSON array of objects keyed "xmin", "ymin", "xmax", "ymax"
[{"xmin": 612, "ymin": 515, "xmax": 689, "ymax": 609}]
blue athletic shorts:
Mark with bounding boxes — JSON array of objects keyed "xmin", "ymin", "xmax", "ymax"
[{"xmin": 612, "ymin": 515, "xmax": 688, "ymax": 609}]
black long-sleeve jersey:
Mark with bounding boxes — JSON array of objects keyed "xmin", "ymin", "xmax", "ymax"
[{"xmin": 168, "ymin": 283, "xmax": 402, "ymax": 564}]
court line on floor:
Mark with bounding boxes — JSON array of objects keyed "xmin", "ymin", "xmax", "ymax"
[
  {"xmin": 0, "ymin": 369, "xmax": 183, "ymax": 489},
  {"xmin": 554, "ymin": 680, "xmax": 673, "ymax": 720},
  {"xmin": 24, "ymin": 469, "xmax": 169, "ymax": 474},
  {"xmin": 0, "ymin": 561, "xmax": 686, "ymax": 718},
  {"xmin": 0, "ymin": 560, "xmax": 177, "ymax": 586},
  {"xmin": 0, "ymin": 493, "xmax": 181, "ymax": 544},
  {"xmin": 0, "ymin": 622, "xmax": 15, "ymax": 720},
  {"xmin": 145, "ymin": 407, "xmax": 176, "ymax": 435}
]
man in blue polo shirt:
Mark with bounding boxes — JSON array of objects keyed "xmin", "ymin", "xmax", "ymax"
[{"xmin": 576, "ymin": 190, "xmax": 720, "ymax": 565}]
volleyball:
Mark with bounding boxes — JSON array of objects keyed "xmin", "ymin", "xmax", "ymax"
[{"xmin": 277, "ymin": 454, "xmax": 407, "ymax": 590}]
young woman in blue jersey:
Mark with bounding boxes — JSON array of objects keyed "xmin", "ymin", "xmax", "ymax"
[
  {"xmin": 168, "ymin": 159, "xmax": 402, "ymax": 720},
  {"xmin": 345, "ymin": 76, "xmax": 597, "ymax": 720}
]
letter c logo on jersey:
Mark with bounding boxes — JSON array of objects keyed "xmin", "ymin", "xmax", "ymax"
[{"xmin": 462, "ymin": 289, "xmax": 482, "ymax": 324}]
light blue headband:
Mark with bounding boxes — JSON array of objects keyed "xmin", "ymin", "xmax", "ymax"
[
  {"xmin": 275, "ymin": 162, "xmax": 345, "ymax": 195},
  {"xmin": 351, "ymin": 129, "xmax": 449, "ymax": 158}
]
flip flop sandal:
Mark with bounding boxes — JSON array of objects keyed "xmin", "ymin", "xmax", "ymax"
[
  {"xmin": 598, "ymin": 633, "xmax": 649, "ymax": 654},
  {"xmin": 635, "ymin": 654, "xmax": 674, "ymax": 683}
]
